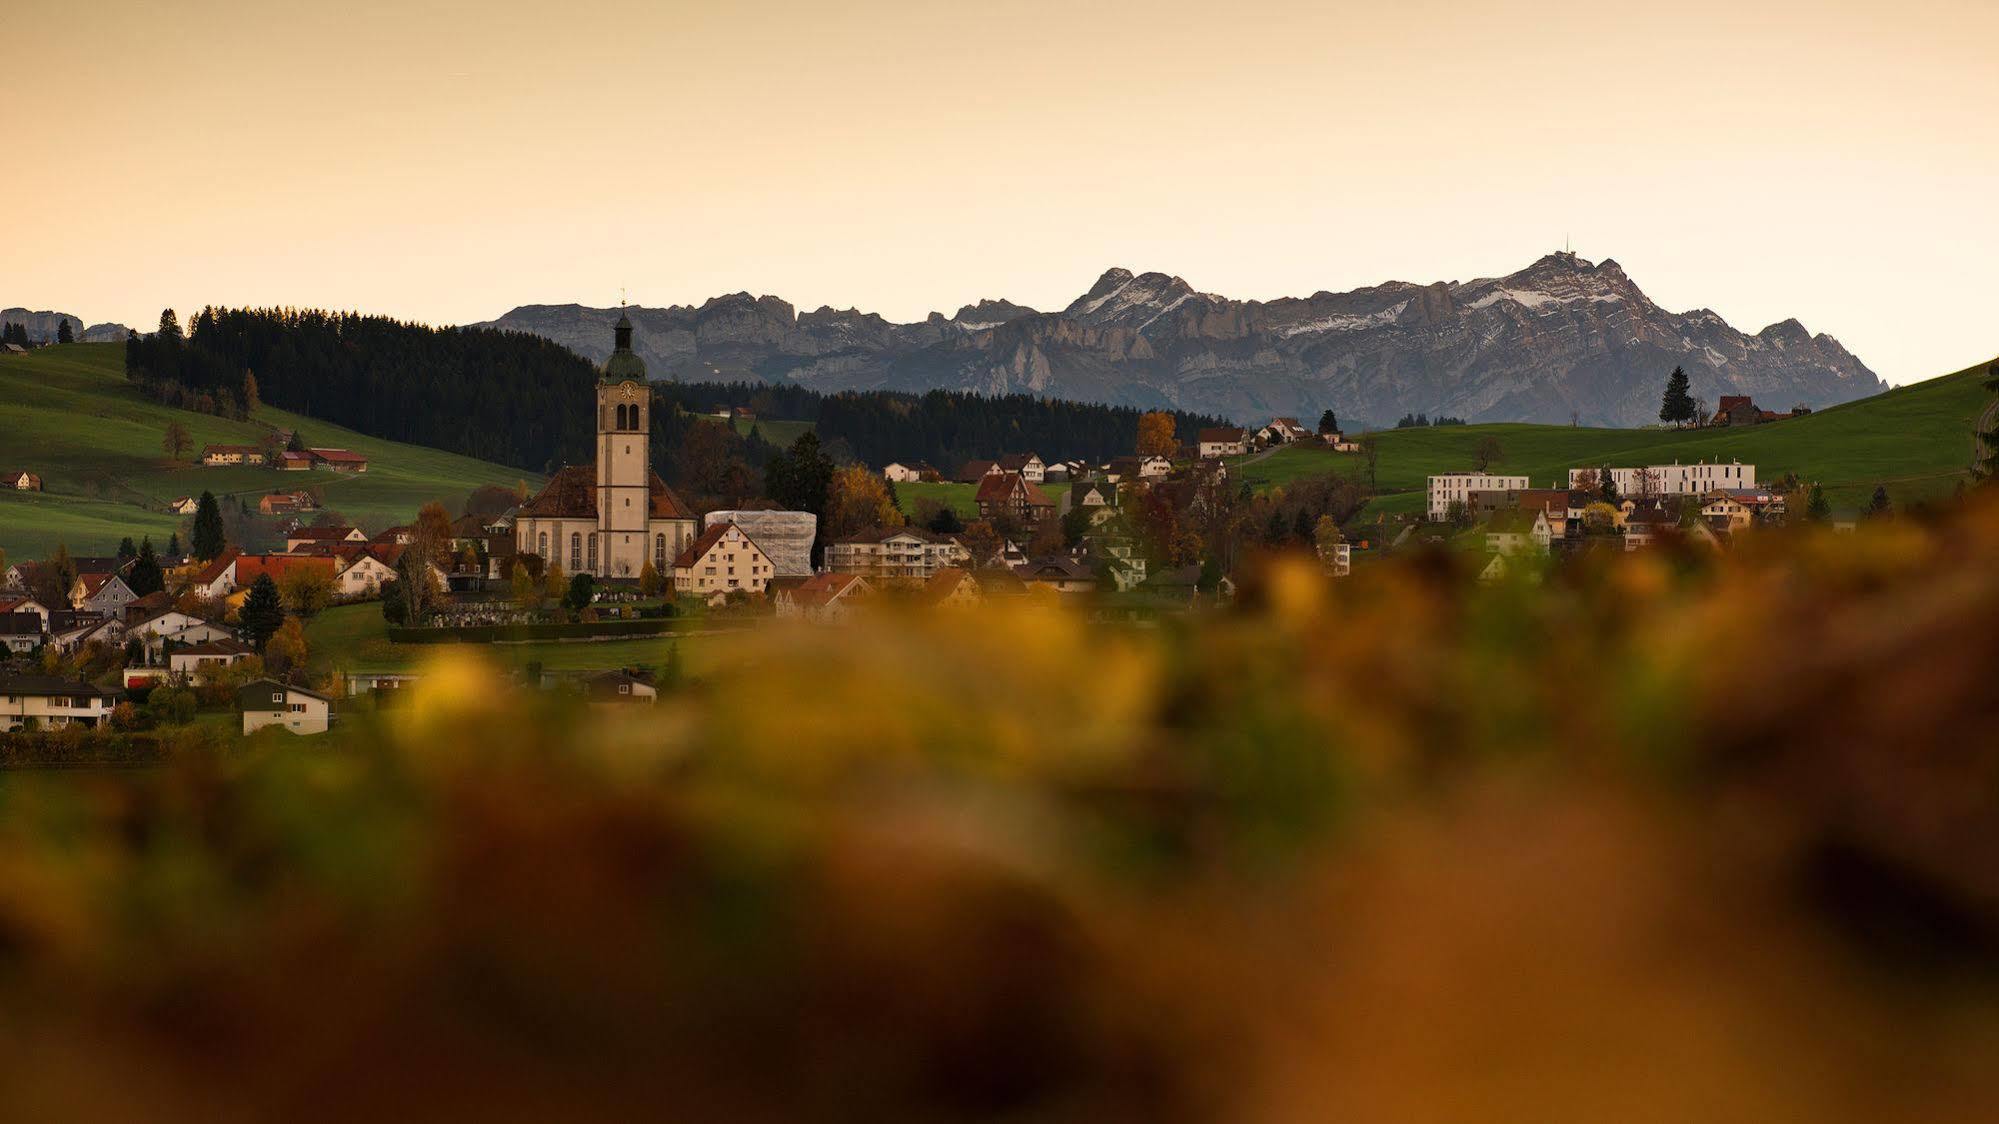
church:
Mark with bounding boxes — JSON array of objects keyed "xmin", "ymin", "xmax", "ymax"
[{"xmin": 513, "ymin": 313, "xmax": 698, "ymax": 580}]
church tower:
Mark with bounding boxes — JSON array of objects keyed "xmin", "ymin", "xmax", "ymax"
[{"xmin": 595, "ymin": 311, "xmax": 651, "ymax": 578}]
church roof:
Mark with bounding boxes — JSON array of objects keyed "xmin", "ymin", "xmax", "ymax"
[
  {"xmin": 519, "ymin": 466, "xmax": 695, "ymax": 522},
  {"xmin": 602, "ymin": 311, "xmax": 647, "ymax": 384}
]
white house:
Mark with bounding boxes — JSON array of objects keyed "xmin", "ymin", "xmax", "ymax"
[
  {"xmin": 70, "ymin": 573, "xmax": 137, "ymax": 616},
  {"xmin": 168, "ymin": 496, "xmax": 199, "ymax": 515},
  {"xmin": 0, "ymin": 675, "xmax": 121, "ymax": 731},
  {"xmin": 882, "ymin": 462, "xmax": 923, "ymax": 483},
  {"xmin": 1197, "ymin": 428, "xmax": 1247, "ymax": 458},
  {"xmin": 997, "ymin": 453, "xmax": 1045, "ymax": 484},
  {"xmin": 170, "ymin": 638, "xmax": 256, "ymax": 677},
  {"xmin": 672, "ymin": 522, "xmax": 774, "ymax": 598},
  {"xmin": 240, "ymin": 679, "xmax": 333, "ymax": 736},
  {"xmin": 1427, "ymin": 472, "xmax": 1530, "ymax": 519},
  {"xmin": 1568, "ymin": 462, "xmax": 1756, "ymax": 498},
  {"xmin": 824, "ymin": 528, "xmax": 969, "ymax": 583}
]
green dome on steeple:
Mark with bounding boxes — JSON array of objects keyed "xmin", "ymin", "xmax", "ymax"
[{"xmin": 601, "ymin": 310, "xmax": 647, "ymax": 383}]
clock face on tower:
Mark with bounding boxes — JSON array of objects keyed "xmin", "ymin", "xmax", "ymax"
[{"xmin": 619, "ymin": 383, "xmax": 640, "ymax": 401}]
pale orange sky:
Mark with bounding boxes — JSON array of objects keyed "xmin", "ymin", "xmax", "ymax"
[{"xmin": 5, "ymin": 0, "xmax": 1994, "ymax": 384}]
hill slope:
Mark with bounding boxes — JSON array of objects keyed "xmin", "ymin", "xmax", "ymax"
[
  {"xmin": 1241, "ymin": 356, "xmax": 1996, "ymax": 516},
  {"xmin": 481, "ymin": 253, "xmax": 1882, "ymax": 427},
  {"xmin": 0, "ymin": 344, "xmax": 540, "ymax": 558}
]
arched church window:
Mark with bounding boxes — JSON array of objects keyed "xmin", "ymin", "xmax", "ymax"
[
  {"xmin": 654, "ymin": 534, "xmax": 665, "ymax": 571},
  {"xmin": 570, "ymin": 532, "xmax": 582, "ymax": 572},
  {"xmin": 587, "ymin": 534, "xmax": 598, "ymax": 570},
  {"xmin": 537, "ymin": 531, "xmax": 548, "ymax": 557}
]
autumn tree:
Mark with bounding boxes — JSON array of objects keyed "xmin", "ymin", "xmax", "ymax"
[
  {"xmin": 542, "ymin": 559, "xmax": 568, "ymax": 610},
  {"xmin": 33, "ymin": 543, "xmax": 77, "ymax": 608},
  {"xmin": 1314, "ymin": 515, "xmax": 1344, "ymax": 563},
  {"xmin": 825, "ymin": 464, "xmax": 904, "ymax": 539},
  {"xmin": 163, "ymin": 420, "xmax": 192, "ymax": 462},
  {"xmin": 511, "ymin": 559, "xmax": 543, "ymax": 610},
  {"xmin": 958, "ymin": 521, "xmax": 1003, "ymax": 568},
  {"xmin": 412, "ymin": 501, "xmax": 455, "ymax": 568},
  {"xmin": 672, "ymin": 418, "xmax": 753, "ymax": 506},
  {"xmin": 1473, "ymin": 436, "xmax": 1504, "ymax": 472},
  {"xmin": 278, "ymin": 564, "xmax": 335, "ymax": 619},
  {"xmin": 264, "ymin": 618, "xmax": 308, "ymax": 680},
  {"xmin": 1136, "ymin": 411, "xmax": 1177, "ymax": 457},
  {"xmin": 242, "ymin": 370, "xmax": 261, "ymax": 415},
  {"xmin": 638, "ymin": 559, "xmax": 664, "ymax": 597}
]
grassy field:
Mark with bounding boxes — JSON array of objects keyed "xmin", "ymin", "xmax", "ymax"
[
  {"xmin": 895, "ymin": 480, "xmax": 1073, "ymax": 521},
  {"xmin": 302, "ymin": 602, "xmax": 753, "ymax": 678},
  {"xmin": 0, "ymin": 343, "xmax": 541, "ymax": 558},
  {"xmin": 1236, "ymin": 357, "xmax": 1997, "ymax": 516},
  {"xmin": 731, "ymin": 415, "xmax": 813, "ymax": 447}
]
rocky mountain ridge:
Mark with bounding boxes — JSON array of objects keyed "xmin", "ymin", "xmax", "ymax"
[
  {"xmin": 476, "ymin": 254, "xmax": 1885, "ymax": 426},
  {"xmin": 1, "ymin": 308, "xmax": 133, "ymax": 344}
]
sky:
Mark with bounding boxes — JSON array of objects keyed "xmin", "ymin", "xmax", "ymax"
[{"xmin": 4, "ymin": 0, "xmax": 1994, "ymax": 386}]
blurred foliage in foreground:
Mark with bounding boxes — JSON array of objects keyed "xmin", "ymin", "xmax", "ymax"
[{"xmin": 5, "ymin": 497, "xmax": 1999, "ymax": 1122}]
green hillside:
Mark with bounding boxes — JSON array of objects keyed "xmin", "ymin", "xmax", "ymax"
[
  {"xmin": 1241, "ymin": 357, "xmax": 1997, "ymax": 516},
  {"xmin": 0, "ymin": 343, "xmax": 541, "ymax": 558}
]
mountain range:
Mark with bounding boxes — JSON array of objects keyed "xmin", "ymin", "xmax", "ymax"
[
  {"xmin": 1, "ymin": 308, "xmax": 132, "ymax": 344},
  {"xmin": 478, "ymin": 254, "xmax": 1883, "ymax": 427}
]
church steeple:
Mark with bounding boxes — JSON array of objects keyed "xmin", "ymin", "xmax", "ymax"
[{"xmin": 601, "ymin": 304, "xmax": 647, "ymax": 384}]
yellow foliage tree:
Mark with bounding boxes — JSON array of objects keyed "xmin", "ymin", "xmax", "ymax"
[
  {"xmin": 277, "ymin": 564, "xmax": 335, "ymax": 618},
  {"xmin": 264, "ymin": 618, "xmax": 308, "ymax": 679},
  {"xmin": 826, "ymin": 465, "xmax": 904, "ymax": 539},
  {"xmin": 1136, "ymin": 411, "xmax": 1177, "ymax": 458},
  {"xmin": 639, "ymin": 559, "xmax": 664, "ymax": 597},
  {"xmin": 413, "ymin": 501, "xmax": 455, "ymax": 568}
]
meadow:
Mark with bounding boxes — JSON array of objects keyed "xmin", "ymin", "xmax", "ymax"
[
  {"xmin": 0, "ymin": 343, "xmax": 539, "ymax": 557},
  {"xmin": 1235, "ymin": 356, "xmax": 1995, "ymax": 516},
  {"xmin": 302, "ymin": 601, "xmax": 752, "ymax": 678}
]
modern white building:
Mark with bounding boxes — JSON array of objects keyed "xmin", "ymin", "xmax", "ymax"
[
  {"xmin": 1567, "ymin": 462, "xmax": 1756, "ymax": 497},
  {"xmin": 239, "ymin": 679, "xmax": 333, "ymax": 736},
  {"xmin": 1428, "ymin": 472, "xmax": 1530, "ymax": 519}
]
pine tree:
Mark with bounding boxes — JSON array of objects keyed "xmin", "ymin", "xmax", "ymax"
[
  {"xmin": 117, "ymin": 537, "xmax": 137, "ymax": 564},
  {"xmin": 238, "ymin": 574, "xmax": 286, "ymax": 649},
  {"xmin": 128, "ymin": 538, "xmax": 165, "ymax": 597},
  {"xmin": 1599, "ymin": 465, "xmax": 1620, "ymax": 504},
  {"xmin": 1317, "ymin": 409, "xmax": 1339, "ymax": 435},
  {"xmin": 1806, "ymin": 483, "xmax": 1831, "ymax": 522},
  {"xmin": 157, "ymin": 309, "xmax": 181, "ymax": 342},
  {"xmin": 1659, "ymin": 366, "xmax": 1696, "ymax": 427},
  {"xmin": 167, "ymin": 532, "xmax": 182, "ymax": 558},
  {"xmin": 191, "ymin": 491, "xmax": 226, "ymax": 560},
  {"xmin": 57, "ymin": 319, "xmax": 74, "ymax": 345},
  {"xmin": 1868, "ymin": 485, "xmax": 1891, "ymax": 517}
]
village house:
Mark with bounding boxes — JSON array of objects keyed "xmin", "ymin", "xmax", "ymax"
[
  {"xmin": 239, "ymin": 679, "xmax": 334, "ymax": 736},
  {"xmin": 882, "ymin": 462, "xmax": 923, "ymax": 484},
  {"xmin": 200, "ymin": 444, "xmax": 266, "ymax": 466},
  {"xmin": 1105, "ymin": 455, "xmax": 1173, "ymax": 483},
  {"xmin": 183, "ymin": 550, "xmax": 242, "ymax": 599},
  {"xmin": 997, "ymin": 453, "xmax": 1046, "ymax": 484},
  {"xmin": 975, "ymin": 471, "xmax": 1055, "ymax": 527},
  {"xmin": 1485, "ymin": 510, "xmax": 1554, "ymax": 556},
  {"xmin": 70, "ymin": 573, "xmax": 137, "ymax": 616},
  {"xmin": 4, "ymin": 470, "xmax": 43, "ymax": 491},
  {"xmin": 129, "ymin": 609, "xmax": 239, "ymax": 663},
  {"xmin": 1060, "ymin": 478, "xmax": 1119, "ymax": 526},
  {"xmin": 258, "ymin": 491, "xmax": 316, "ymax": 516},
  {"xmin": 581, "ymin": 669, "xmax": 657, "ymax": 706},
  {"xmin": 47, "ymin": 613, "xmax": 122, "ymax": 655},
  {"xmin": 0, "ymin": 675, "xmax": 121, "ymax": 731},
  {"xmin": 1619, "ymin": 501, "xmax": 1674, "ymax": 550},
  {"xmin": 672, "ymin": 522, "xmax": 774, "ymax": 599},
  {"xmin": 824, "ymin": 527, "xmax": 969, "ymax": 583},
  {"xmin": 956, "ymin": 459, "xmax": 1002, "ymax": 484},
  {"xmin": 1569, "ymin": 462, "xmax": 1756, "ymax": 498},
  {"xmin": 308, "ymin": 448, "xmax": 369, "ymax": 472},
  {"xmin": 917, "ymin": 567, "xmax": 981, "ymax": 609},
  {"xmin": 277, "ymin": 450, "xmax": 315, "ymax": 471},
  {"xmin": 1197, "ymin": 427, "xmax": 1247, "ymax": 458},
  {"xmin": 168, "ymin": 495, "xmax": 199, "ymax": 515},
  {"xmin": 1323, "ymin": 540, "xmax": 1353, "ymax": 578},
  {"xmin": 1016, "ymin": 556, "xmax": 1098, "ymax": 595},
  {"xmin": 1701, "ymin": 493, "xmax": 1754, "ymax": 533},
  {"xmin": 774, "ymin": 572, "xmax": 872, "ymax": 621},
  {"xmin": 1712, "ymin": 396, "xmax": 1763, "ymax": 427},
  {"xmin": 1256, "ymin": 417, "xmax": 1311, "ymax": 445},
  {"xmin": 286, "ymin": 525, "xmax": 367, "ymax": 552},
  {"xmin": 1428, "ymin": 472, "xmax": 1531, "ymax": 519},
  {"xmin": 0, "ymin": 594, "xmax": 53, "ymax": 632},
  {"xmin": 512, "ymin": 316, "xmax": 700, "ymax": 580},
  {"xmin": 0, "ymin": 608, "xmax": 47, "ymax": 654},
  {"xmin": 169, "ymin": 637, "xmax": 256, "ymax": 677}
]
